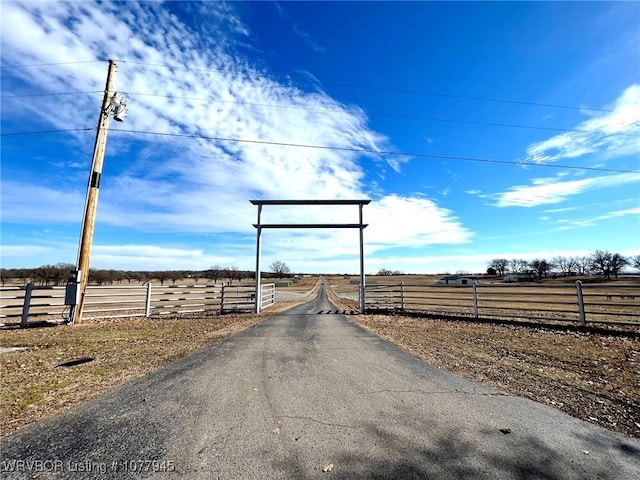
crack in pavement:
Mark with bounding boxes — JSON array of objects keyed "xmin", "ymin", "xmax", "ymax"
[
  {"xmin": 359, "ymin": 388, "xmax": 510, "ymax": 397},
  {"xmin": 278, "ymin": 415, "xmax": 359, "ymax": 430}
]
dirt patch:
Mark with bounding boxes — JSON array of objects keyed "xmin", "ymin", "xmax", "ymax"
[
  {"xmin": 351, "ymin": 313, "xmax": 640, "ymax": 439},
  {"xmin": 0, "ymin": 299, "xmax": 305, "ymax": 437}
]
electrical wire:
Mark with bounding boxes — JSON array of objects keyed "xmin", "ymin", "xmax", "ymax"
[
  {"xmin": 1, "ymin": 91, "xmax": 101, "ymax": 99},
  {"xmin": 4, "ymin": 90, "xmax": 629, "ymax": 142},
  {"xmin": 3, "ymin": 126, "xmax": 636, "ymax": 174},
  {"xmin": 115, "ymin": 59, "xmax": 615, "ymax": 113},
  {"xmin": 123, "ymin": 91, "xmax": 639, "ymax": 138},
  {"xmin": 4, "ymin": 87, "xmax": 630, "ymax": 138},
  {"xmin": 0, "ymin": 128, "xmax": 93, "ymax": 137},
  {"xmin": 0, "ymin": 60, "xmax": 106, "ymax": 68},
  {"xmin": 107, "ymin": 127, "xmax": 640, "ymax": 174}
]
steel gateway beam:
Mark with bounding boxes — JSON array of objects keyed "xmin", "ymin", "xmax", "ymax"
[{"xmin": 251, "ymin": 200, "xmax": 371, "ymax": 313}]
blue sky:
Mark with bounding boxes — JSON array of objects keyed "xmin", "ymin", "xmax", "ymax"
[{"xmin": 1, "ymin": 1, "xmax": 639, "ymax": 275}]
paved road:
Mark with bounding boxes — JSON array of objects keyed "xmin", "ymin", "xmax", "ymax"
[{"xmin": 2, "ymin": 286, "xmax": 639, "ymax": 479}]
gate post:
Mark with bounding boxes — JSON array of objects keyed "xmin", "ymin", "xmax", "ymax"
[
  {"xmin": 576, "ymin": 280, "xmax": 586, "ymax": 326},
  {"xmin": 220, "ymin": 285, "xmax": 226, "ymax": 315},
  {"xmin": 20, "ymin": 283, "xmax": 34, "ymax": 328},
  {"xmin": 145, "ymin": 283, "xmax": 152, "ymax": 317},
  {"xmin": 400, "ymin": 282, "xmax": 405, "ymax": 311},
  {"xmin": 472, "ymin": 281, "xmax": 479, "ymax": 319}
]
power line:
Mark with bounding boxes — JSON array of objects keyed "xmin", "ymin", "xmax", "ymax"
[
  {"xmin": 3, "ymin": 126, "xmax": 636, "ymax": 174},
  {"xmin": 6, "ymin": 87, "xmax": 630, "ymax": 138},
  {"xmin": 124, "ymin": 91, "xmax": 638, "ymax": 137},
  {"xmin": 0, "ymin": 60, "xmax": 106, "ymax": 69},
  {"xmin": 107, "ymin": 127, "xmax": 640, "ymax": 175},
  {"xmin": 1, "ymin": 91, "xmax": 101, "ymax": 99},
  {"xmin": 115, "ymin": 59, "xmax": 615, "ymax": 113},
  {"xmin": 0, "ymin": 128, "xmax": 93, "ymax": 137}
]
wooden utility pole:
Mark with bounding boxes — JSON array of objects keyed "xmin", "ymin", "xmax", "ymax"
[{"xmin": 72, "ymin": 60, "xmax": 118, "ymax": 324}]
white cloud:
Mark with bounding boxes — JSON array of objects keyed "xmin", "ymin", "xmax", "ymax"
[
  {"xmin": 0, "ymin": 245, "xmax": 53, "ymax": 257},
  {"xmin": 555, "ymin": 206, "xmax": 640, "ymax": 230},
  {"xmin": 494, "ymin": 172, "xmax": 640, "ymax": 207},
  {"xmin": 526, "ymin": 84, "xmax": 640, "ymax": 164},
  {"xmin": 366, "ymin": 195, "xmax": 472, "ymax": 247},
  {"xmin": 0, "ymin": 1, "xmax": 470, "ymax": 270}
]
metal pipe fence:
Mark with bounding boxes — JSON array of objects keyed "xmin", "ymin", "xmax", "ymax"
[
  {"xmin": 362, "ymin": 281, "xmax": 639, "ymax": 326},
  {"xmin": 0, "ymin": 283, "xmax": 277, "ymax": 327}
]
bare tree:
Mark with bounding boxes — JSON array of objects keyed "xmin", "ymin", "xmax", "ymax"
[
  {"xmin": 377, "ymin": 268, "xmax": 393, "ymax": 276},
  {"xmin": 489, "ymin": 259, "xmax": 509, "ymax": 276},
  {"xmin": 509, "ymin": 259, "xmax": 529, "ymax": 274},
  {"xmin": 589, "ymin": 250, "xmax": 623, "ymax": 280},
  {"xmin": 529, "ymin": 259, "xmax": 550, "ymax": 280},
  {"xmin": 221, "ymin": 266, "xmax": 241, "ymax": 285},
  {"xmin": 631, "ymin": 255, "xmax": 640, "ymax": 271},
  {"xmin": 270, "ymin": 261, "xmax": 291, "ymax": 279},
  {"xmin": 228, "ymin": 266, "xmax": 242, "ymax": 284},
  {"xmin": 551, "ymin": 256, "xmax": 576, "ymax": 276},
  {"xmin": 169, "ymin": 271, "xmax": 183, "ymax": 286},
  {"xmin": 207, "ymin": 265, "xmax": 222, "ymax": 284},
  {"xmin": 572, "ymin": 256, "xmax": 591, "ymax": 276},
  {"xmin": 610, "ymin": 253, "xmax": 627, "ymax": 279},
  {"xmin": 155, "ymin": 271, "xmax": 170, "ymax": 286}
]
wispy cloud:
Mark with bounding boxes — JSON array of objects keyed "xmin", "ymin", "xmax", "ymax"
[
  {"xmin": 274, "ymin": 2, "xmax": 325, "ymax": 52},
  {"xmin": 526, "ymin": 84, "xmax": 640, "ymax": 164},
  {"xmin": 555, "ymin": 206, "xmax": 640, "ymax": 230},
  {"xmin": 0, "ymin": 1, "xmax": 470, "ymax": 264},
  {"xmin": 494, "ymin": 172, "xmax": 640, "ymax": 207}
]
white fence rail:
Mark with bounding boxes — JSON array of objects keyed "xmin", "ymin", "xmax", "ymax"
[
  {"xmin": 0, "ymin": 283, "xmax": 276, "ymax": 327},
  {"xmin": 362, "ymin": 281, "xmax": 639, "ymax": 326}
]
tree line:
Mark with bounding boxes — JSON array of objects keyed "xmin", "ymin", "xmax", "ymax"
[
  {"xmin": 0, "ymin": 263, "xmax": 293, "ymax": 287},
  {"xmin": 487, "ymin": 251, "xmax": 640, "ymax": 280}
]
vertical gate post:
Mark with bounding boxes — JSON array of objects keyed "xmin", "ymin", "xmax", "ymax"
[
  {"xmin": 400, "ymin": 282, "xmax": 405, "ymax": 311},
  {"xmin": 255, "ymin": 204, "xmax": 263, "ymax": 313},
  {"xmin": 220, "ymin": 285, "xmax": 226, "ymax": 315},
  {"xmin": 359, "ymin": 203, "xmax": 366, "ymax": 312},
  {"xmin": 145, "ymin": 283, "xmax": 152, "ymax": 317},
  {"xmin": 576, "ymin": 280, "xmax": 586, "ymax": 326},
  {"xmin": 472, "ymin": 281, "xmax": 479, "ymax": 319},
  {"xmin": 20, "ymin": 283, "xmax": 34, "ymax": 328}
]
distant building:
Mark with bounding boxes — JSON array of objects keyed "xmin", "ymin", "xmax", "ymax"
[
  {"xmin": 434, "ymin": 275, "xmax": 476, "ymax": 286},
  {"xmin": 504, "ymin": 272, "xmax": 537, "ymax": 283}
]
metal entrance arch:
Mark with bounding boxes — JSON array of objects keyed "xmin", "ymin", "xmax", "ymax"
[{"xmin": 251, "ymin": 200, "xmax": 371, "ymax": 313}]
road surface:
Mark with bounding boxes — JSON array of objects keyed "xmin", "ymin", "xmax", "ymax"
[{"xmin": 2, "ymin": 286, "xmax": 639, "ymax": 479}]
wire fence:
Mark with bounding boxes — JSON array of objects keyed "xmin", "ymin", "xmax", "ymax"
[{"xmin": 0, "ymin": 283, "xmax": 276, "ymax": 327}]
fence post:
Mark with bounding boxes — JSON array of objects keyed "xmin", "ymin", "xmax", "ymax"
[
  {"xmin": 472, "ymin": 281, "xmax": 479, "ymax": 319},
  {"xmin": 145, "ymin": 283, "xmax": 152, "ymax": 317},
  {"xmin": 20, "ymin": 283, "xmax": 34, "ymax": 328},
  {"xmin": 400, "ymin": 282, "xmax": 405, "ymax": 311},
  {"xmin": 576, "ymin": 280, "xmax": 586, "ymax": 326},
  {"xmin": 220, "ymin": 285, "xmax": 226, "ymax": 315}
]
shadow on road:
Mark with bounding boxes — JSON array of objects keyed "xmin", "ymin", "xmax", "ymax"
[{"xmin": 325, "ymin": 419, "xmax": 624, "ymax": 480}]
